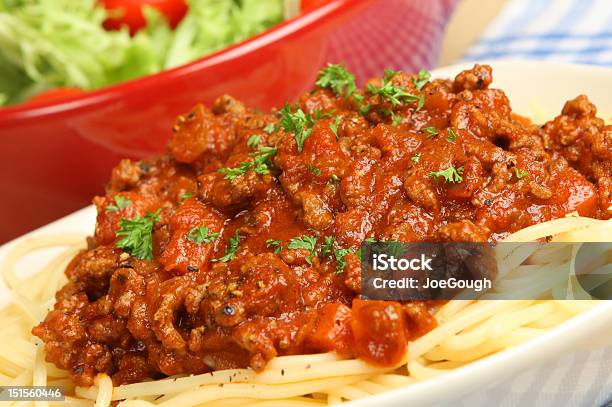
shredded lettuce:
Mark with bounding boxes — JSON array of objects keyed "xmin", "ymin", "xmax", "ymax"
[
  {"xmin": 165, "ymin": 0, "xmax": 283, "ymax": 68},
  {"xmin": 0, "ymin": 0, "xmax": 283, "ymax": 105}
]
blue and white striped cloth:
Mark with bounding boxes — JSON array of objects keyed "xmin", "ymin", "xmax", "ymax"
[{"xmin": 463, "ymin": 0, "xmax": 612, "ymax": 66}]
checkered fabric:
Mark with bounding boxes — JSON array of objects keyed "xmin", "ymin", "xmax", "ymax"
[{"xmin": 325, "ymin": 0, "xmax": 457, "ymax": 83}]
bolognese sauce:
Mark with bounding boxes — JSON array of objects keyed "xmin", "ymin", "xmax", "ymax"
[{"xmin": 32, "ymin": 64, "xmax": 611, "ymax": 387}]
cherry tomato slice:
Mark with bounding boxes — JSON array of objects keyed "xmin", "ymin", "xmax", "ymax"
[{"xmin": 101, "ymin": 0, "xmax": 188, "ymax": 34}]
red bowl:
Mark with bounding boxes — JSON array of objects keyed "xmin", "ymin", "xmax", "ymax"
[{"xmin": 0, "ymin": 0, "xmax": 456, "ymax": 243}]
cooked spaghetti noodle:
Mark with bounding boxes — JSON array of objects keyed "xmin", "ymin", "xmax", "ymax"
[{"xmin": 0, "ymin": 216, "xmax": 609, "ymax": 406}]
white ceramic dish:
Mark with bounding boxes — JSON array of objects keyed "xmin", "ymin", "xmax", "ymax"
[{"xmin": 1, "ymin": 60, "xmax": 611, "ymax": 406}]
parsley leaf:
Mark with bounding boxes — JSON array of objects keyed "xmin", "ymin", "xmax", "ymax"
[
  {"xmin": 312, "ymin": 109, "xmax": 334, "ymax": 120},
  {"xmin": 247, "ymin": 135, "xmax": 261, "ymax": 148},
  {"xmin": 514, "ymin": 167, "xmax": 530, "ymax": 179},
  {"xmin": 447, "ymin": 128, "xmax": 457, "ymax": 143},
  {"xmin": 315, "ymin": 64, "xmax": 356, "ymax": 97},
  {"xmin": 186, "ymin": 226, "xmax": 219, "ymax": 244},
  {"xmin": 383, "ymin": 68, "xmax": 397, "ymax": 82},
  {"xmin": 266, "ymin": 239, "xmax": 282, "ymax": 254},
  {"xmin": 179, "ymin": 192, "xmax": 193, "ymax": 203},
  {"xmin": 307, "ymin": 163, "xmax": 321, "ymax": 176},
  {"xmin": 288, "ymin": 235, "xmax": 318, "ymax": 265},
  {"xmin": 387, "ymin": 240, "xmax": 406, "ymax": 258},
  {"xmin": 330, "ymin": 116, "xmax": 341, "ymax": 138},
  {"xmin": 429, "ymin": 166, "xmax": 464, "ymax": 183},
  {"xmin": 391, "ymin": 111, "xmax": 403, "ymax": 126},
  {"xmin": 359, "ymin": 103, "xmax": 372, "ymax": 116},
  {"xmin": 279, "ymin": 103, "xmax": 313, "ymax": 153},
  {"xmin": 115, "ymin": 210, "xmax": 159, "ymax": 260},
  {"xmin": 263, "ymin": 123, "xmax": 276, "ymax": 134},
  {"xmin": 416, "ymin": 94, "xmax": 425, "ymax": 111},
  {"xmin": 218, "ymin": 146, "xmax": 277, "ymax": 181},
  {"xmin": 321, "ymin": 236, "xmax": 335, "ymax": 258},
  {"xmin": 214, "ymin": 229, "xmax": 242, "ymax": 262},
  {"xmin": 423, "ymin": 126, "xmax": 438, "ymax": 138},
  {"xmin": 334, "ymin": 248, "xmax": 353, "ymax": 274},
  {"xmin": 380, "ymin": 108, "xmax": 393, "ymax": 117},
  {"xmin": 106, "ymin": 195, "xmax": 131, "ymax": 213},
  {"xmin": 412, "ymin": 69, "xmax": 431, "ymax": 91},
  {"xmin": 352, "ymin": 93, "xmax": 372, "ymax": 116},
  {"xmin": 411, "ymin": 153, "xmax": 421, "ymax": 163},
  {"xmin": 367, "ymin": 72, "xmax": 419, "ymax": 106}
]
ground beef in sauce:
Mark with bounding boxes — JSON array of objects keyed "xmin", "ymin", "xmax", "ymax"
[{"xmin": 32, "ymin": 64, "xmax": 611, "ymax": 387}]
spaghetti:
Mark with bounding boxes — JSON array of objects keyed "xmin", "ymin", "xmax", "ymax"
[{"xmin": 0, "ymin": 216, "xmax": 609, "ymax": 406}]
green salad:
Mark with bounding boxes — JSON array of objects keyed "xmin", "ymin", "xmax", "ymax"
[{"xmin": 0, "ymin": 0, "xmax": 284, "ymax": 106}]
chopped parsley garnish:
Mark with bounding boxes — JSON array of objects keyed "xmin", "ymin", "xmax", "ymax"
[
  {"xmin": 413, "ymin": 70, "xmax": 430, "ymax": 111},
  {"xmin": 416, "ymin": 94, "xmax": 425, "ymax": 111},
  {"xmin": 423, "ymin": 126, "xmax": 438, "ymax": 138},
  {"xmin": 334, "ymin": 248, "xmax": 353, "ymax": 274},
  {"xmin": 391, "ymin": 111, "xmax": 403, "ymax": 126},
  {"xmin": 106, "ymin": 195, "xmax": 131, "ymax": 213},
  {"xmin": 367, "ymin": 70, "xmax": 419, "ymax": 106},
  {"xmin": 263, "ymin": 123, "xmax": 276, "ymax": 134},
  {"xmin": 321, "ymin": 236, "xmax": 335, "ymax": 258},
  {"xmin": 352, "ymin": 93, "xmax": 371, "ymax": 116},
  {"xmin": 364, "ymin": 237, "xmax": 377, "ymax": 243},
  {"xmin": 247, "ymin": 135, "xmax": 261, "ymax": 148},
  {"xmin": 266, "ymin": 239, "xmax": 281, "ymax": 247},
  {"xmin": 412, "ymin": 69, "xmax": 431, "ymax": 91},
  {"xmin": 383, "ymin": 68, "xmax": 397, "ymax": 82},
  {"xmin": 279, "ymin": 103, "xmax": 313, "ymax": 153},
  {"xmin": 447, "ymin": 128, "xmax": 457, "ymax": 142},
  {"xmin": 214, "ymin": 229, "xmax": 242, "ymax": 262},
  {"xmin": 288, "ymin": 235, "xmax": 318, "ymax": 265},
  {"xmin": 186, "ymin": 226, "xmax": 219, "ymax": 244},
  {"xmin": 429, "ymin": 166, "xmax": 464, "ymax": 183},
  {"xmin": 218, "ymin": 146, "xmax": 277, "ymax": 181},
  {"xmin": 266, "ymin": 239, "xmax": 282, "ymax": 254},
  {"xmin": 411, "ymin": 153, "xmax": 421, "ymax": 163},
  {"xmin": 179, "ymin": 192, "xmax": 193, "ymax": 202},
  {"xmin": 380, "ymin": 108, "xmax": 392, "ymax": 117},
  {"xmin": 279, "ymin": 105, "xmax": 335, "ymax": 152},
  {"xmin": 359, "ymin": 103, "xmax": 372, "ymax": 116},
  {"xmin": 387, "ymin": 240, "xmax": 406, "ymax": 258},
  {"xmin": 312, "ymin": 109, "xmax": 334, "ymax": 120},
  {"xmin": 330, "ymin": 116, "xmax": 341, "ymax": 138},
  {"xmin": 115, "ymin": 210, "xmax": 159, "ymax": 260},
  {"xmin": 315, "ymin": 64, "xmax": 356, "ymax": 97},
  {"xmin": 514, "ymin": 167, "xmax": 530, "ymax": 179},
  {"xmin": 307, "ymin": 163, "xmax": 321, "ymax": 176}
]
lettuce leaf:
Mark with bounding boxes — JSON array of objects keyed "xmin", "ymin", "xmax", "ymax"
[{"xmin": 165, "ymin": 0, "xmax": 283, "ymax": 68}]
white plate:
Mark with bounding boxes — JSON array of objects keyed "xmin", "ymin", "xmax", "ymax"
[{"xmin": 1, "ymin": 60, "xmax": 611, "ymax": 406}]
